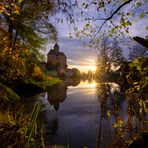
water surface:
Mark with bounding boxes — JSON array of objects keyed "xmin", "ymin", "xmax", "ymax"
[{"xmin": 38, "ymin": 80, "xmax": 147, "ymax": 148}]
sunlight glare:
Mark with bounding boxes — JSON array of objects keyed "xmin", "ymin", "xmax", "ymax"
[
  {"xmin": 68, "ymin": 58, "xmax": 96, "ymax": 73},
  {"xmin": 76, "ymin": 81, "xmax": 97, "ymax": 88}
]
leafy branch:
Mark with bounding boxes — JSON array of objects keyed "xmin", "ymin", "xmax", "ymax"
[{"xmin": 95, "ymin": 0, "xmax": 133, "ymax": 35}]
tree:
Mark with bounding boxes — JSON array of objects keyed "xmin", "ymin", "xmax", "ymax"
[
  {"xmin": 96, "ymin": 36, "xmax": 124, "ymax": 80},
  {"xmin": 0, "ymin": 0, "xmax": 57, "ymax": 51},
  {"xmin": 0, "ymin": 29, "xmax": 28, "ymax": 82},
  {"xmin": 87, "ymin": 70, "xmax": 94, "ymax": 79},
  {"xmin": 126, "ymin": 57, "xmax": 148, "ymax": 114},
  {"xmin": 58, "ymin": 0, "xmax": 147, "ymax": 45},
  {"xmin": 0, "ymin": 0, "xmax": 58, "ymax": 82}
]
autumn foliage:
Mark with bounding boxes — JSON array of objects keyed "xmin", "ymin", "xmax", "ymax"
[{"xmin": 0, "ymin": 1, "xmax": 54, "ymax": 83}]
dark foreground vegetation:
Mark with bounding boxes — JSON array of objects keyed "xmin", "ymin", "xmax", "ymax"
[{"xmin": 0, "ymin": 1, "xmax": 62, "ymax": 147}]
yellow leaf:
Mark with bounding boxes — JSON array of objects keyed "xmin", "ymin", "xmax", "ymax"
[
  {"xmin": 107, "ymin": 111, "xmax": 110, "ymax": 118},
  {"xmin": 113, "ymin": 123, "xmax": 117, "ymax": 128}
]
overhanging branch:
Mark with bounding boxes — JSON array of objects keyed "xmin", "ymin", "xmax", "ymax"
[
  {"xmin": 95, "ymin": 0, "xmax": 133, "ymax": 36},
  {"xmin": 105, "ymin": 0, "xmax": 133, "ymax": 21}
]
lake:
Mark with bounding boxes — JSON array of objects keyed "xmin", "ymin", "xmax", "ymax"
[{"xmin": 37, "ymin": 80, "xmax": 147, "ymax": 148}]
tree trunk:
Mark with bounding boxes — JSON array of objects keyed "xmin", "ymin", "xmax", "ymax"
[{"xmin": 133, "ymin": 36, "xmax": 148, "ymax": 49}]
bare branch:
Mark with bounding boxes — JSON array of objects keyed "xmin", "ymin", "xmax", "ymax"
[{"xmin": 94, "ymin": 20, "xmax": 107, "ymax": 37}]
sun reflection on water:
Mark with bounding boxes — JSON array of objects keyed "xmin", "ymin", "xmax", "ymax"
[{"xmin": 73, "ymin": 80, "xmax": 97, "ymax": 89}]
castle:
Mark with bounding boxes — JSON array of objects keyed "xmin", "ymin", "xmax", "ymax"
[{"xmin": 47, "ymin": 43, "xmax": 67, "ymax": 77}]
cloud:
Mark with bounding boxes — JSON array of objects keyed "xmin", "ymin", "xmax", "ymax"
[
  {"xmin": 59, "ymin": 37, "xmax": 97, "ymax": 72},
  {"xmin": 45, "ymin": 0, "xmax": 147, "ymax": 72},
  {"xmin": 45, "ymin": 35, "xmax": 97, "ymax": 72},
  {"xmin": 67, "ymin": 58, "xmax": 96, "ymax": 67},
  {"xmin": 129, "ymin": 18, "xmax": 148, "ymax": 37}
]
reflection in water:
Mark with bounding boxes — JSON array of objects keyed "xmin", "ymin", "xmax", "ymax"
[
  {"xmin": 38, "ymin": 93, "xmax": 59, "ymax": 146},
  {"xmin": 97, "ymin": 83, "xmax": 124, "ymax": 119},
  {"xmin": 69, "ymin": 80, "xmax": 96, "ymax": 89},
  {"xmin": 96, "ymin": 82, "xmax": 147, "ymax": 148},
  {"xmin": 38, "ymin": 80, "xmax": 147, "ymax": 148},
  {"xmin": 96, "ymin": 83, "xmax": 126, "ymax": 147},
  {"xmin": 65, "ymin": 78, "xmax": 80, "ymax": 87},
  {"xmin": 47, "ymin": 82, "xmax": 67, "ymax": 111},
  {"xmin": 47, "ymin": 79, "xmax": 81, "ymax": 111}
]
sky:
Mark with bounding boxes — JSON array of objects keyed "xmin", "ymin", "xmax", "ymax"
[
  {"xmin": 46, "ymin": 14, "xmax": 98, "ymax": 73},
  {"xmin": 45, "ymin": 0, "xmax": 148, "ymax": 73},
  {"xmin": 48, "ymin": 40, "xmax": 97, "ymax": 72},
  {"xmin": 47, "ymin": 36, "xmax": 98, "ymax": 73}
]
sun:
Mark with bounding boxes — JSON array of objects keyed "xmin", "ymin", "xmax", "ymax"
[
  {"xmin": 85, "ymin": 65, "xmax": 96, "ymax": 72},
  {"xmin": 68, "ymin": 58, "xmax": 97, "ymax": 73}
]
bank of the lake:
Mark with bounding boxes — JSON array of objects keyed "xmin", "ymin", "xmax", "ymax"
[{"xmin": 0, "ymin": 77, "xmax": 62, "ymax": 148}]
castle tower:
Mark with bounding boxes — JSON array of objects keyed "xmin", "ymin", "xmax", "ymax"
[
  {"xmin": 54, "ymin": 43, "xmax": 59, "ymax": 53},
  {"xmin": 47, "ymin": 43, "xmax": 67, "ymax": 78}
]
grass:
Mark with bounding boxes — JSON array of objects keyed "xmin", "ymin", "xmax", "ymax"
[
  {"xmin": 0, "ymin": 104, "xmax": 44, "ymax": 148},
  {"xmin": 25, "ymin": 104, "xmax": 41, "ymax": 148},
  {"xmin": 0, "ymin": 83, "xmax": 43, "ymax": 147},
  {"xmin": 0, "ymin": 102, "xmax": 67, "ymax": 148},
  {"xmin": 0, "ymin": 106, "xmax": 30, "ymax": 147}
]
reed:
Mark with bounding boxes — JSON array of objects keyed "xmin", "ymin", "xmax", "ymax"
[
  {"xmin": 0, "ymin": 103, "xmax": 44, "ymax": 147},
  {"xmin": 25, "ymin": 104, "xmax": 41, "ymax": 148}
]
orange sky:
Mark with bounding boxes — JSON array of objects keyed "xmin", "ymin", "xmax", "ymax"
[{"xmin": 68, "ymin": 58, "xmax": 96, "ymax": 73}]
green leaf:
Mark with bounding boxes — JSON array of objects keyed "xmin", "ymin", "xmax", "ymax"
[
  {"xmin": 85, "ymin": 23, "xmax": 90, "ymax": 28},
  {"xmin": 136, "ymin": 2, "xmax": 142, "ymax": 6},
  {"xmin": 109, "ymin": 33, "xmax": 113, "ymax": 38},
  {"xmin": 139, "ymin": 11, "xmax": 145, "ymax": 18}
]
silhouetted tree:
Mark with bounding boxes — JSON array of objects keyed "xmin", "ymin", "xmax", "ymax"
[{"xmin": 96, "ymin": 36, "xmax": 124, "ymax": 81}]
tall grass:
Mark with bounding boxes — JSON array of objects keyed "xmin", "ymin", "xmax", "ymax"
[
  {"xmin": 25, "ymin": 104, "xmax": 40, "ymax": 148},
  {"xmin": 0, "ymin": 103, "xmax": 44, "ymax": 148},
  {"xmin": 0, "ymin": 107, "xmax": 30, "ymax": 147}
]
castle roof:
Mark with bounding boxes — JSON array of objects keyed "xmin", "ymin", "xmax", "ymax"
[
  {"xmin": 54, "ymin": 43, "xmax": 59, "ymax": 49},
  {"xmin": 48, "ymin": 47, "xmax": 66, "ymax": 57}
]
